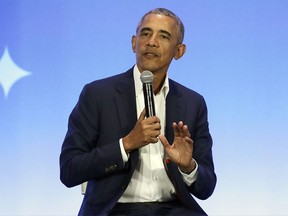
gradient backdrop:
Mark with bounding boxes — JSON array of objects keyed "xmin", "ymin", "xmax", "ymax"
[{"xmin": 0, "ymin": 0, "xmax": 287, "ymax": 215}]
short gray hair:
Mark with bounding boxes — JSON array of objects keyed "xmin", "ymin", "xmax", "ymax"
[{"xmin": 136, "ymin": 8, "xmax": 185, "ymax": 44}]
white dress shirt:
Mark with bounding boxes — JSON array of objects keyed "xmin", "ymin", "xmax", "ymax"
[{"xmin": 118, "ymin": 65, "xmax": 198, "ymax": 203}]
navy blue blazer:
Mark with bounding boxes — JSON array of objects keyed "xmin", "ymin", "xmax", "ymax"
[{"xmin": 60, "ymin": 67, "xmax": 216, "ymax": 215}]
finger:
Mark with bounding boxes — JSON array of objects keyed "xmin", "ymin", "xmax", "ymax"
[
  {"xmin": 172, "ymin": 122, "xmax": 180, "ymax": 137},
  {"xmin": 183, "ymin": 125, "xmax": 191, "ymax": 138},
  {"xmin": 173, "ymin": 121, "xmax": 186, "ymax": 137},
  {"xmin": 178, "ymin": 121, "xmax": 184, "ymax": 127},
  {"xmin": 150, "ymin": 121, "xmax": 161, "ymax": 131},
  {"xmin": 178, "ymin": 121, "xmax": 185, "ymax": 137},
  {"xmin": 185, "ymin": 136, "xmax": 193, "ymax": 145},
  {"xmin": 154, "ymin": 127, "xmax": 161, "ymax": 136},
  {"xmin": 146, "ymin": 116, "xmax": 161, "ymax": 125},
  {"xmin": 150, "ymin": 137, "xmax": 159, "ymax": 144}
]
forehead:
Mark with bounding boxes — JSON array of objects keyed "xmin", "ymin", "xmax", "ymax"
[{"xmin": 138, "ymin": 13, "xmax": 177, "ymax": 34}]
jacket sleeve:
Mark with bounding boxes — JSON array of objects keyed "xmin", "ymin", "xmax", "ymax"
[
  {"xmin": 188, "ymin": 96, "xmax": 216, "ymax": 200},
  {"xmin": 59, "ymin": 84, "xmax": 127, "ymax": 188}
]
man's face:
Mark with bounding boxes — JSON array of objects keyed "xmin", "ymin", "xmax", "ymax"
[{"xmin": 132, "ymin": 14, "xmax": 185, "ymax": 75}]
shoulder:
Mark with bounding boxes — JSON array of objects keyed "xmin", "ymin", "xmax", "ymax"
[
  {"xmin": 169, "ymin": 79, "xmax": 204, "ymax": 101},
  {"xmin": 80, "ymin": 68, "xmax": 134, "ymax": 96},
  {"xmin": 86, "ymin": 68, "xmax": 133, "ymax": 90},
  {"xmin": 74, "ymin": 68, "xmax": 134, "ymax": 105}
]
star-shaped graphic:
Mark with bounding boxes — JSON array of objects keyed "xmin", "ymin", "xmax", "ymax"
[{"xmin": 0, "ymin": 47, "xmax": 31, "ymax": 98}]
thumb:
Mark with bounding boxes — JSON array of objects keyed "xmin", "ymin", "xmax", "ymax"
[
  {"xmin": 138, "ymin": 109, "xmax": 146, "ymax": 121},
  {"xmin": 159, "ymin": 134, "xmax": 170, "ymax": 148}
]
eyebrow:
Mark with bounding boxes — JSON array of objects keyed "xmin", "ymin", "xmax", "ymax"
[{"xmin": 140, "ymin": 27, "xmax": 172, "ymax": 38}]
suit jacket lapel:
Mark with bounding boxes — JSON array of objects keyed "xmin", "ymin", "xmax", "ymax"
[
  {"xmin": 165, "ymin": 80, "xmax": 185, "ymax": 145},
  {"xmin": 114, "ymin": 69, "xmax": 137, "ymax": 135},
  {"xmin": 114, "ymin": 68, "xmax": 139, "ymax": 169},
  {"xmin": 165, "ymin": 80, "xmax": 185, "ymax": 181}
]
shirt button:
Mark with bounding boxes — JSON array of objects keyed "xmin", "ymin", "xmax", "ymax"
[{"xmin": 153, "ymin": 176, "xmax": 158, "ymax": 181}]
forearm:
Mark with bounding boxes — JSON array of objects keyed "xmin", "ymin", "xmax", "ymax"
[
  {"xmin": 187, "ymin": 96, "xmax": 216, "ymax": 199},
  {"xmin": 189, "ymin": 162, "xmax": 216, "ymax": 200},
  {"xmin": 60, "ymin": 137, "xmax": 125, "ymax": 187}
]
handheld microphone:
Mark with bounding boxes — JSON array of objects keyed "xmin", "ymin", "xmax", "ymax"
[{"xmin": 140, "ymin": 70, "xmax": 156, "ymax": 117}]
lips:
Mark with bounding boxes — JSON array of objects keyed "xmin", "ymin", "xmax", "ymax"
[{"xmin": 143, "ymin": 51, "xmax": 159, "ymax": 57}]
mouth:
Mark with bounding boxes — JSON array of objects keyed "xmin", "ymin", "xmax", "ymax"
[{"xmin": 143, "ymin": 52, "xmax": 159, "ymax": 58}]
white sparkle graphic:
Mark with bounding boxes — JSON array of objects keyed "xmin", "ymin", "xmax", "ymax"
[{"xmin": 0, "ymin": 47, "xmax": 31, "ymax": 98}]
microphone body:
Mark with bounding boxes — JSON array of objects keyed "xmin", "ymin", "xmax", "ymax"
[{"xmin": 140, "ymin": 70, "xmax": 156, "ymax": 117}]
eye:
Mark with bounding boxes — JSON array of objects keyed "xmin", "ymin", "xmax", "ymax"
[
  {"xmin": 140, "ymin": 31, "xmax": 151, "ymax": 37},
  {"xmin": 160, "ymin": 34, "xmax": 170, "ymax": 40}
]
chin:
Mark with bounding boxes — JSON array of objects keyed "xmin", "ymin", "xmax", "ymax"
[{"xmin": 141, "ymin": 65, "xmax": 159, "ymax": 72}]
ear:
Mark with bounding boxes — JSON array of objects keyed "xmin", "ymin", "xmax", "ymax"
[
  {"xmin": 131, "ymin": 35, "xmax": 136, "ymax": 53},
  {"xmin": 174, "ymin": 44, "xmax": 186, "ymax": 60}
]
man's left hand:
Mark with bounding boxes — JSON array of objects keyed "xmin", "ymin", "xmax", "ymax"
[{"xmin": 159, "ymin": 121, "xmax": 196, "ymax": 174}]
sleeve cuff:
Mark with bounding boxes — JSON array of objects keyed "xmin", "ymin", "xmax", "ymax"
[
  {"xmin": 179, "ymin": 158, "xmax": 198, "ymax": 186},
  {"xmin": 119, "ymin": 138, "xmax": 129, "ymax": 163}
]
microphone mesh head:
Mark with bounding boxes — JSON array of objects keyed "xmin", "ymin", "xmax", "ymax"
[{"xmin": 140, "ymin": 70, "xmax": 154, "ymax": 83}]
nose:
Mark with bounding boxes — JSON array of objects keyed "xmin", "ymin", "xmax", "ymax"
[{"xmin": 147, "ymin": 35, "xmax": 158, "ymax": 47}]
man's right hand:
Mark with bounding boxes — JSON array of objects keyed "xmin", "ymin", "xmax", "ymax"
[{"xmin": 122, "ymin": 109, "xmax": 161, "ymax": 153}]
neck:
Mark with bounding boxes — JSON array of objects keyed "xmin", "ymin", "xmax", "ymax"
[{"xmin": 153, "ymin": 73, "xmax": 166, "ymax": 95}]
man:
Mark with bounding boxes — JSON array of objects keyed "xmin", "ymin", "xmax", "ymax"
[{"xmin": 60, "ymin": 8, "xmax": 216, "ymax": 215}]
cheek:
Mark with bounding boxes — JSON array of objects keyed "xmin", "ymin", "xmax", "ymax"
[
  {"xmin": 163, "ymin": 47, "xmax": 177, "ymax": 60},
  {"xmin": 132, "ymin": 41, "xmax": 143, "ymax": 53},
  {"xmin": 169, "ymin": 46, "xmax": 179, "ymax": 59}
]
